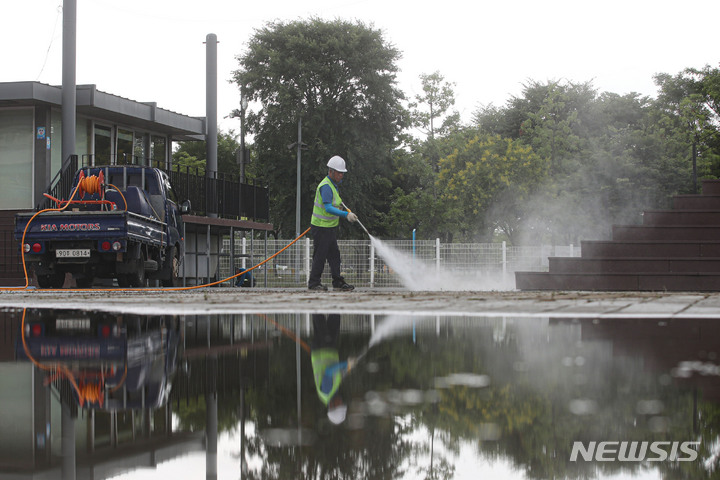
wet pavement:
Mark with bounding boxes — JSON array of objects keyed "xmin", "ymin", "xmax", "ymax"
[
  {"xmin": 1, "ymin": 288, "xmax": 720, "ymax": 318},
  {"xmin": 1, "ymin": 289, "xmax": 719, "ymax": 479}
]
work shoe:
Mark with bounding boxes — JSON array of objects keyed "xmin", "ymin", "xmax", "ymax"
[
  {"xmin": 333, "ymin": 282, "xmax": 355, "ymax": 291},
  {"xmin": 308, "ymin": 284, "xmax": 328, "ymax": 291}
]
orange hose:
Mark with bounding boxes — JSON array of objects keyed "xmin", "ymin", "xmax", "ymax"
[
  {"xmin": 4, "ymin": 180, "xmax": 84, "ymax": 290},
  {"xmin": 79, "ymin": 174, "xmax": 102, "ymax": 197},
  {"xmin": 259, "ymin": 313, "xmax": 311, "ymax": 354},
  {"xmin": 106, "ymin": 183, "xmax": 127, "ymax": 211},
  {"xmin": 20, "ymin": 308, "xmax": 93, "ymax": 406}
]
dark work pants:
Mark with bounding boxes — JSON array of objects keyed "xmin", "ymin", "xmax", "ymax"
[
  {"xmin": 312, "ymin": 314, "xmax": 341, "ymax": 349},
  {"xmin": 308, "ymin": 225, "xmax": 344, "ymax": 287}
]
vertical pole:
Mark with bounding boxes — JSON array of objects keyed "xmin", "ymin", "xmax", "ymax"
[
  {"xmin": 435, "ymin": 238, "xmax": 440, "ymax": 272},
  {"xmin": 62, "ymin": 0, "xmax": 77, "ymax": 169},
  {"xmin": 249, "ymin": 232, "xmax": 254, "ymax": 285},
  {"xmin": 230, "ymin": 227, "xmax": 235, "ymax": 284},
  {"xmin": 206, "ymin": 33, "xmax": 218, "ymax": 218},
  {"xmin": 369, "ymin": 241, "xmax": 375, "ymax": 288},
  {"xmin": 181, "ymin": 222, "xmax": 186, "ymax": 287},
  {"xmin": 305, "ymin": 237, "xmax": 311, "ymax": 286},
  {"xmin": 295, "ymin": 118, "xmax": 302, "ymax": 238},
  {"xmin": 61, "ymin": 401, "xmax": 75, "ymax": 480},
  {"xmin": 295, "ymin": 118, "xmax": 302, "ymax": 286},
  {"xmin": 263, "ymin": 230, "xmax": 268, "ymax": 288},
  {"xmin": 206, "ymin": 357, "xmax": 218, "ymax": 480},
  {"xmin": 295, "ymin": 316, "xmax": 302, "ymax": 446},
  {"xmin": 88, "ymin": 409, "xmax": 95, "ymax": 453},
  {"xmin": 206, "ymin": 225, "xmax": 211, "ymax": 284},
  {"xmin": 412, "ymin": 229, "xmax": 416, "ymax": 262},
  {"xmin": 502, "ymin": 241, "xmax": 507, "ymax": 283},
  {"xmin": 242, "ymin": 236, "xmax": 247, "ymax": 270}
]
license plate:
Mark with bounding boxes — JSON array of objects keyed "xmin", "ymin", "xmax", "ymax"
[
  {"xmin": 56, "ymin": 249, "xmax": 90, "ymax": 258},
  {"xmin": 56, "ymin": 319, "xmax": 91, "ymax": 330}
]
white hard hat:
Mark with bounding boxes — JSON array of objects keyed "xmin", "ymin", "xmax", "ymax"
[
  {"xmin": 327, "ymin": 404, "xmax": 348, "ymax": 425},
  {"xmin": 327, "ymin": 155, "xmax": 347, "ymax": 173}
]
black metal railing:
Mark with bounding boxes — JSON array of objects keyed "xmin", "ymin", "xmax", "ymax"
[
  {"xmin": 37, "ymin": 155, "xmax": 79, "ymax": 210},
  {"xmin": 168, "ymin": 165, "xmax": 269, "ymax": 222}
]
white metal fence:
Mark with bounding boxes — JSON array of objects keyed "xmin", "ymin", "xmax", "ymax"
[{"xmin": 215, "ymin": 237, "xmax": 580, "ymax": 290}]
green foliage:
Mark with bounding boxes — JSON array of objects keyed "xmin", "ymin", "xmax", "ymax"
[
  {"xmin": 172, "ymin": 130, "xmax": 243, "ymax": 178},
  {"xmin": 233, "ymin": 17, "xmax": 407, "ymax": 238},
  {"xmin": 465, "ymin": 77, "xmax": 711, "ymax": 244},
  {"xmin": 232, "ymin": 28, "xmax": 720, "ymax": 244},
  {"xmin": 435, "ymin": 134, "xmax": 548, "ymax": 242}
]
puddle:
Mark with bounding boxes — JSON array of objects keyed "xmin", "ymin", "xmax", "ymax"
[{"xmin": 1, "ymin": 308, "xmax": 718, "ymax": 479}]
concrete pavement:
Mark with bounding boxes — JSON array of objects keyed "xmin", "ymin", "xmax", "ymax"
[{"xmin": 1, "ymin": 289, "xmax": 720, "ymax": 318}]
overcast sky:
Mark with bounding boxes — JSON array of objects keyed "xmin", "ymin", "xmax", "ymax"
[{"xmin": 3, "ymin": 0, "xmax": 719, "ymax": 134}]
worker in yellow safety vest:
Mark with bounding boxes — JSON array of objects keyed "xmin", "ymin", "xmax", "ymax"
[{"xmin": 308, "ymin": 155, "xmax": 358, "ymax": 291}]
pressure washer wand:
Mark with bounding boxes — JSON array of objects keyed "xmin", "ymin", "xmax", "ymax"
[{"xmin": 341, "ymin": 202, "xmax": 371, "ymax": 237}]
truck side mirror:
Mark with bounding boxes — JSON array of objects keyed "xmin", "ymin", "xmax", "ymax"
[{"xmin": 180, "ymin": 200, "xmax": 191, "ymax": 214}]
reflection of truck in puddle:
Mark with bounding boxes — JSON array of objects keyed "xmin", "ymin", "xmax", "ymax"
[{"xmin": 17, "ymin": 309, "xmax": 181, "ymax": 410}]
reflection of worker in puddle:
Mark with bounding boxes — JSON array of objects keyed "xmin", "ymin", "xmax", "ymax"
[{"xmin": 311, "ymin": 313, "xmax": 357, "ymax": 425}]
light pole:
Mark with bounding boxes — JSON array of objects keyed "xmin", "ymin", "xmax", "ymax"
[
  {"xmin": 295, "ymin": 118, "xmax": 302, "ymax": 238},
  {"xmin": 238, "ymin": 95, "xmax": 248, "ymax": 184}
]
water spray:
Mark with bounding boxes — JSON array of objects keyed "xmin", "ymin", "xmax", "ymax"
[{"xmin": 341, "ymin": 202, "xmax": 371, "ymax": 237}]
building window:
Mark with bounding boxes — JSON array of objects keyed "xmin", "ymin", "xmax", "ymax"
[
  {"xmin": 94, "ymin": 124, "xmax": 112, "ymax": 165},
  {"xmin": 151, "ymin": 135, "xmax": 166, "ymax": 168},
  {"xmin": 116, "ymin": 128, "xmax": 133, "ymax": 164},
  {"xmin": 134, "ymin": 133, "xmax": 147, "ymax": 166},
  {"xmin": 0, "ymin": 109, "xmax": 33, "ymax": 209}
]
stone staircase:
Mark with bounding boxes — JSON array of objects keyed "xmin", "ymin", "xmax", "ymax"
[{"xmin": 515, "ymin": 179, "xmax": 720, "ymax": 291}]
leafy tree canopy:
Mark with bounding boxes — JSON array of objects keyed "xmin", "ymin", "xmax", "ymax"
[
  {"xmin": 173, "ymin": 130, "xmax": 243, "ymax": 178},
  {"xmin": 233, "ymin": 17, "xmax": 408, "ymax": 237}
]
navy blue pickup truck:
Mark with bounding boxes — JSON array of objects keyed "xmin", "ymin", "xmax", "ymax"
[
  {"xmin": 17, "ymin": 309, "xmax": 181, "ymax": 410},
  {"xmin": 15, "ymin": 165, "xmax": 189, "ymax": 288}
]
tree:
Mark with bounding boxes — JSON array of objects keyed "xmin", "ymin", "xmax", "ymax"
[
  {"xmin": 406, "ymin": 71, "xmax": 462, "ymax": 176},
  {"xmin": 172, "ymin": 130, "xmax": 243, "ymax": 178},
  {"xmin": 655, "ymin": 66, "xmax": 720, "ymax": 190},
  {"xmin": 435, "ymin": 134, "xmax": 548, "ymax": 242},
  {"xmin": 472, "ymin": 80, "xmax": 699, "ymax": 245},
  {"xmin": 409, "ymin": 71, "xmax": 460, "ymax": 138},
  {"xmin": 233, "ymin": 18, "xmax": 407, "ymax": 238}
]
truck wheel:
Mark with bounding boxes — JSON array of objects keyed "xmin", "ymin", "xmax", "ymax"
[
  {"xmin": 37, "ymin": 272, "xmax": 65, "ymax": 289},
  {"xmin": 127, "ymin": 252, "xmax": 147, "ymax": 288},
  {"xmin": 161, "ymin": 246, "xmax": 180, "ymax": 287},
  {"xmin": 117, "ymin": 275, "xmax": 130, "ymax": 288}
]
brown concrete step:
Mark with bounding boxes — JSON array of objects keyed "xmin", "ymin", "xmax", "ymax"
[
  {"xmin": 673, "ymin": 195, "xmax": 720, "ymax": 210},
  {"xmin": 581, "ymin": 240, "xmax": 720, "ymax": 258},
  {"xmin": 514, "ymin": 271, "xmax": 720, "ymax": 291},
  {"xmin": 701, "ymin": 179, "xmax": 720, "ymax": 195},
  {"xmin": 548, "ymin": 257, "xmax": 720, "ymax": 274},
  {"xmin": 643, "ymin": 210, "xmax": 720, "ymax": 225},
  {"xmin": 612, "ymin": 225, "xmax": 720, "ymax": 241}
]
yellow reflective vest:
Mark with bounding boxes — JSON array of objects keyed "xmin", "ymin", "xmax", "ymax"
[{"xmin": 311, "ymin": 176, "xmax": 342, "ymax": 228}]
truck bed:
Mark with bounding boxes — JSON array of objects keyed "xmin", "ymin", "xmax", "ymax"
[{"xmin": 15, "ymin": 209, "xmax": 167, "ymax": 248}]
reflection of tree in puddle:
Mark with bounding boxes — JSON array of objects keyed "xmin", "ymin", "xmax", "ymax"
[{"xmin": 203, "ymin": 314, "xmax": 720, "ymax": 479}]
